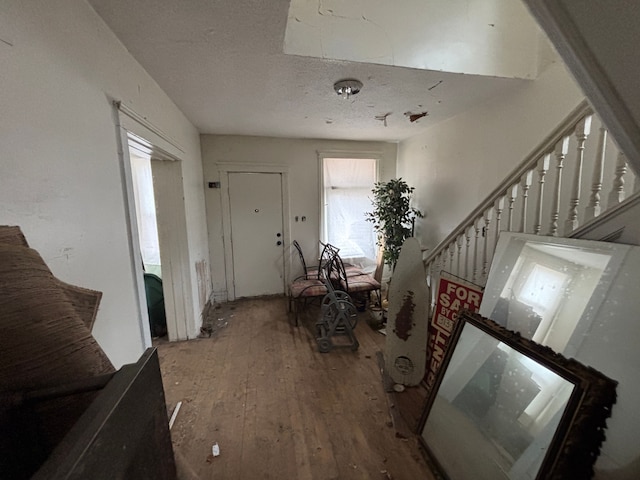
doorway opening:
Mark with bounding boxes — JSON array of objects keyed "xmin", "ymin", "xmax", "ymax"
[
  {"xmin": 128, "ymin": 143, "xmax": 166, "ymax": 338},
  {"xmin": 129, "ymin": 148, "xmax": 162, "ymax": 277},
  {"xmin": 124, "ymin": 133, "xmax": 193, "ymax": 342}
]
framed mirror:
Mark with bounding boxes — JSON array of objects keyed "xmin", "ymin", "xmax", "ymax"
[
  {"xmin": 478, "ymin": 233, "xmax": 630, "ymax": 358},
  {"xmin": 478, "ymin": 233, "xmax": 640, "ymax": 474},
  {"xmin": 418, "ymin": 310, "xmax": 617, "ymax": 480}
]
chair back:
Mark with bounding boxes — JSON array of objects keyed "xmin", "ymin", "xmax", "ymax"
[
  {"xmin": 318, "ymin": 242, "xmax": 339, "ymax": 279},
  {"xmin": 329, "ymin": 253, "xmax": 349, "ymax": 290},
  {"xmin": 292, "ymin": 240, "xmax": 309, "ymax": 277}
]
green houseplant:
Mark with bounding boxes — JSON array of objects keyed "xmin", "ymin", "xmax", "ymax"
[{"xmin": 366, "ymin": 178, "xmax": 423, "ymax": 270}]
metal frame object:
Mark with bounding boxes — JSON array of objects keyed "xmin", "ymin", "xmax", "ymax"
[{"xmin": 315, "ymin": 263, "xmax": 359, "ymax": 353}]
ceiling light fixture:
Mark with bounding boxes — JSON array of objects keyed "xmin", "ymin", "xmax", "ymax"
[{"xmin": 333, "ymin": 79, "xmax": 363, "ymax": 99}]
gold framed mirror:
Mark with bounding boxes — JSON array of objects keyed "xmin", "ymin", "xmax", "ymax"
[{"xmin": 418, "ymin": 310, "xmax": 617, "ymax": 480}]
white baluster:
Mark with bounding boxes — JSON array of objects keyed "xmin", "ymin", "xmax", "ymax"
[
  {"xmin": 456, "ymin": 235, "xmax": 463, "ymax": 277},
  {"xmin": 473, "ymin": 218, "xmax": 481, "ymax": 283},
  {"xmin": 482, "ymin": 209, "xmax": 493, "ymax": 281},
  {"xmin": 519, "ymin": 171, "xmax": 534, "ymax": 233},
  {"xmin": 535, "ymin": 154, "xmax": 551, "ymax": 234},
  {"xmin": 549, "ymin": 137, "xmax": 570, "ymax": 235},
  {"xmin": 427, "ymin": 262, "xmax": 434, "ymax": 313},
  {"xmin": 564, "ymin": 116, "xmax": 593, "ymax": 234},
  {"xmin": 494, "ymin": 197, "xmax": 505, "ymax": 247},
  {"xmin": 425, "ymin": 260, "xmax": 430, "ymax": 284},
  {"xmin": 449, "ymin": 243, "xmax": 454, "ymax": 273},
  {"xmin": 507, "ymin": 183, "xmax": 518, "ymax": 231},
  {"xmin": 608, "ymin": 151, "xmax": 628, "ymax": 208},
  {"xmin": 585, "ymin": 127, "xmax": 608, "ymax": 220},
  {"xmin": 464, "ymin": 226, "xmax": 472, "ymax": 280}
]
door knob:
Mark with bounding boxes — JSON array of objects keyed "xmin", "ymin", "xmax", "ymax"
[
  {"xmin": 277, "ymin": 241, "xmax": 282, "ymax": 246},
  {"xmin": 276, "ymin": 233, "xmax": 282, "ymax": 237}
]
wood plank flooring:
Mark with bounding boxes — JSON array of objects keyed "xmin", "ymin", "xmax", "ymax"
[{"xmin": 157, "ymin": 296, "xmax": 434, "ymax": 480}]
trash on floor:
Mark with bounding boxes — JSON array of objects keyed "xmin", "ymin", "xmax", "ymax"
[{"xmin": 168, "ymin": 401, "xmax": 183, "ymax": 430}]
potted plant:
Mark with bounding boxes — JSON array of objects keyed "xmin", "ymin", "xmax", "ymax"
[{"xmin": 365, "ymin": 178, "xmax": 423, "ymax": 271}]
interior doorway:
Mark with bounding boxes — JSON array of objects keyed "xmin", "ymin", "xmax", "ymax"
[
  {"xmin": 128, "ymin": 146, "xmax": 166, "ymax": 338},
  {"xmin": 129, "ymin": 148, "xmax": 162, "ymax": 277},
  {"xmin": 125, "ymin": 134, "xmax": 193, "ymax": 342}
]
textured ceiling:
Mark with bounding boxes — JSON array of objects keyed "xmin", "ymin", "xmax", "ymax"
[{"xmin": 88, "ymin": 0, "xmax": 533, "ymax": 141}]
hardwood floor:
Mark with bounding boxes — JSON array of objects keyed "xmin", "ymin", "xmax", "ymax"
[{"xmin": 157, "ymin": 296, "xmax": 434, "ymax": 480}]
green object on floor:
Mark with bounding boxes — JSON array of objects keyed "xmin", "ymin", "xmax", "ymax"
[{"xmin": 144, "ymin": 273, "xmax": 167, "ymax": 337}]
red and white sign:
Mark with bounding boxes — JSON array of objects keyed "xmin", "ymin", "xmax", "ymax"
[{"xmin": 425, "ymin": 272, "xmax": 483, "ymax": 390}]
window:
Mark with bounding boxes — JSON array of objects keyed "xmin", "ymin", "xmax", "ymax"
[
  {"xmin": 516, "ymin": 263, "xmax": 568, "ymax": 317},
  {"xmin": 321, "ymin": 157, "xmax": 378, "ymax": 266}
]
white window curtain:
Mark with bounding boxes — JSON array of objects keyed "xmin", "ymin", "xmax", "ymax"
[
  {"xmin": 129, "ymin": 150, "xmax": 161, "ymax": 273},
  {"xmin": 322, "ymin": 157, "xmax": 377, "ymax": 268}
]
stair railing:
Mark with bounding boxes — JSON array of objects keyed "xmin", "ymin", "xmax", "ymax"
[{"xmin": 423, "ymin": 100, "xmax": 640, "ymax": 306}]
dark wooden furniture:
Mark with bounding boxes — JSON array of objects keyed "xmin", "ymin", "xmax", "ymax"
[{"xmin": 32, "ymin": 348, "xmax": 176, "ymax": 479}]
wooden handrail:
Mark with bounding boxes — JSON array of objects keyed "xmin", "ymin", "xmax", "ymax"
[
  {"xmin": 424, "ymin": 100, "xmax": 593, "ymax": 269},
  {"xmin": 422, "ymin": 98, "xmax": 640, "ymax": 314}
]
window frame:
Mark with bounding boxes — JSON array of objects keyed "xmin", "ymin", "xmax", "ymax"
[{"xmin": 318, "ymin": 151, "xmax": 381, "ymax": 262}]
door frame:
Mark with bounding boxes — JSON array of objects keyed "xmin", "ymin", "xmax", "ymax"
[
  {"xmin": 149, "ymin": 157, "xmax": 193, "ymax": 341},
  {"xmin": 217, "ymin": 163, "xmax": 290, "ymax": 300},
  {"xmin": 116, "ymin": 105, "xmax": 194, "ymax": 343}
]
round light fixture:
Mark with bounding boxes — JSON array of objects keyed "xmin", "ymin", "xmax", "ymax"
[{"xmin": 333, "ymin": 79, "xmax": 363, "ymax": 99}]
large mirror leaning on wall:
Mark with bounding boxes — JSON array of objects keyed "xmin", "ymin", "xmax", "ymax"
[
  {"xmin": 479, "ymin": 233, "xmax": 640, "ymax": 474},
  {"xmin": 478, "ymin": 232, "xmax": 628, "ymax": 358},
  {"xmin": 418, "ymin": 311, "xmax": 617, "ymax": 480}
]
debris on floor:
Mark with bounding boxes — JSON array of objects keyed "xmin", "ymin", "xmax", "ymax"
[
  {"xmin": 198, "ymin": 325, "xmax": 213, "ymax": 338},
  {"xmin": 168, "ymin": 401, "xmax": 182, "ymax": 430},
  {"xmin": 205, "ymin": 442, "xmax": 221, "ymax": 464},
  {"xmin": 199, "ymin": 301, "xmax": 238, "ymax": 338},
  {"xmin": 393, "ymin": 384, "xmax": 405, "ymax": 393}
]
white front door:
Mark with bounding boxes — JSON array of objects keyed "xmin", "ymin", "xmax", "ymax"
[{"xmin": 228, "ymin": 172, "xmax": 285, "ymax": 297}]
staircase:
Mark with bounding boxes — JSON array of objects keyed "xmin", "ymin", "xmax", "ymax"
[{"xmin": 424, "ymin": 100, "xmax": 639, "ymax": 300}]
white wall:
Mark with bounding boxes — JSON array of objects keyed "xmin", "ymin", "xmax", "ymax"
[
  {"xmin": 523, "ymin": 0, "xmax": 640, "ymax": 178},
  {"xmin": 200, "ymin": 135, "xmax": 397, "ymax": 301},
  {"xmin": 0, "ymin": 0, "xmax": 210, "ymax": 367},
  {"xmin": 397, "ymin": 60, "xmax": 585, "ymax": 251},
  {"xmin": 396, "ymin": 52, "xmax": 640, "ymax": 475},
  {"xmin": 286, "ymin": 0, "xmax": 541, "ymax": 79}
]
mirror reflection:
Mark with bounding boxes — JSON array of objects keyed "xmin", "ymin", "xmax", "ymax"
[
  {"xmin": 422, "ymin": 322, "xmax": 574, "ymax": 480},
  {"xmin": 479, "ymin": 233, "xmax": 626, "ymax": 356}
]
